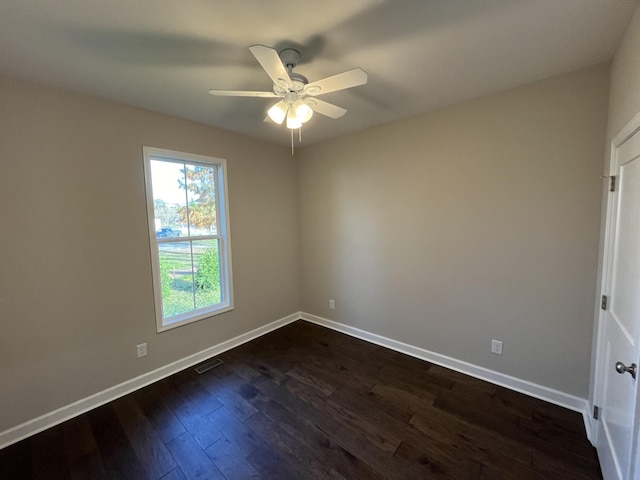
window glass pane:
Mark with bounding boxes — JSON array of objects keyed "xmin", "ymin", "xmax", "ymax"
[
  {"xmin": 193, "ymin": 239, "xmax": 221, "ymax": 309},
  {"xmin": 158, "ymin": 241, "xmax": 195, "ymax": 318},
  {"xmin": 150, "ymin": 160, "xmax": 186, "ymax": 237},
  {"xmin": 145, "ymin": 148, "xmax": 232, "ymax": 331},
  {"xmin": 185, "ymin": 164, "xmax": 217, "ymax": 236}
]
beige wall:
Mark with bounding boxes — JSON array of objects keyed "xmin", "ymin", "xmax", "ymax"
[
  {"xmin": 298, "ymin": 64, "xmax": 609, "ymax": 397},
  {"xmin": 607, "ymin": 5, "xmax": 640, "ymax": 139},
  {"xmin": 0, "ymin": 75, "xmax": 299, "ymax": 432}
]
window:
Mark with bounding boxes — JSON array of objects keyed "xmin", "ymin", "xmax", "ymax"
[{"xmin": 143, "ymin": 147, "xmax": 233, "ymax": 332}]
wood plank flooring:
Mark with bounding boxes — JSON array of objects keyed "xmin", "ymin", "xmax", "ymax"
[{"xmin": 0, "ymin": 320, "xmax": 602, "ymax": 479}]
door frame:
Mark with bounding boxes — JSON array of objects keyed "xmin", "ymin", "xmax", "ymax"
[{"xmin": 592, "ymin": 110, "xmax": 640, "ymax": 478}]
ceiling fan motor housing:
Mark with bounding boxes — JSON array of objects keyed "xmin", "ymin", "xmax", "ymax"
[
  {"xmin": 289, "ymin": 73, "xmax": 308, "ymax": 90},
  {"xmin": 273, "ymin": 49, "xmax": 308, "ymax": 95}
]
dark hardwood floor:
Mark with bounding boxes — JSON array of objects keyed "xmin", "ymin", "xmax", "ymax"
[{"xmin": 0, "ymin": 320, "xmax": 602, "ymax": 479}]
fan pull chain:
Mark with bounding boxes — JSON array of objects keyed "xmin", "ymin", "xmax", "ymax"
[
  {"xmin": 299, "ymin": 127, "xmax": 302, "ymax": 143},
  {"xmin": 291, "ymin": 128, "xmax": 294, "ymax": 155}
]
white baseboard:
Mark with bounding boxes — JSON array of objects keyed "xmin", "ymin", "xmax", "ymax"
[
  {"xmin": 300, "ymin": 312, "xmax": 591, "ymax": 429},
  {"xmin": 0, "ymin": 312, "xmax": 300, "ymax": 450},
  {"xmin": 1, "ymin": 311, "xmax": 594, "ymax": 450},
  {"xmin": 583, "ymin": 408, "xmax": 597, "ymax": 445}
]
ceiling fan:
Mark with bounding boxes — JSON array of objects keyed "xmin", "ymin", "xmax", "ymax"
[{"xmin": 208, "ymin": 45, "xmax": 368, "ymax": 131}]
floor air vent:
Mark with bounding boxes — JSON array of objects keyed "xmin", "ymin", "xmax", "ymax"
[{"xmin": 194, "ymin": 358, "xmax": 223, "ymax": 374}]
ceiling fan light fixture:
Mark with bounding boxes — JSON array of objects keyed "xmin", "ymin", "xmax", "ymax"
[
  {"xmin": 294, "ymin": 100, "xmax": 313, "ymax": 123},
  {"xmin": 267, "ymin": 101, "xmax": 287, "ymax": 124},
  {"xmin": 286, "ymin": 107, "xmax": 302, "ymax": 129}
]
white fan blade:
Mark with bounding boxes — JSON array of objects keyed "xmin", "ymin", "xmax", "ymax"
[
  {"xmin": 208, "ymin": 89, "xmax": 278, "ymax": 98},
  {"xmin": 304, "ymin": 68, "xmax": 367, "ymax": 96},
  {"xmin": 249, "ymin": 45, "xmax": 292, "ymax": 90},
  {"xmin": 305, "ymin": 98, "xmax": 346, "ymax": 119}
]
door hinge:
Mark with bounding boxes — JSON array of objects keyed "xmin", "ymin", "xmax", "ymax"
[
  {"xmin": 601, "ymin": 295, "xmax": 608, "ymax": 310},
  {"xmin": 593, "ymin": 405, "xmax": 600, "ymax": 420},
  {"xmin": 610, "ymin": 175, "xmax": 617, "ymax": 192}
]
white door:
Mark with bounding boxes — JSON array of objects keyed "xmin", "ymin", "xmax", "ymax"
[{"xmin": 596, "ymin": 120, "xmax": 640, "ymax": 480}]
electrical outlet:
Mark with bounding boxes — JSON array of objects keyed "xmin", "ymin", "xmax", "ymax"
[
  {"xmin": 491, "ymin": 339, "xmax": 503, "ymax": 355},
  {"xmin": 329, "ymin": 299, "xmax": 335, "ymax": 309},
  {"xmin": 137, "ymin": 343, "xmax": 147, "ymax": 358}
]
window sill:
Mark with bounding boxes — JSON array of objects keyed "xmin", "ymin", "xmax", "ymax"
[{"xmin": 157, "ymin": 304, "xmax": 234, "ymax": 333}]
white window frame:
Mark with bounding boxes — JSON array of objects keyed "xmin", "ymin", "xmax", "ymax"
[{"xmin": 142, "ymin": 146, "xmax": 234, "ymax": 332}]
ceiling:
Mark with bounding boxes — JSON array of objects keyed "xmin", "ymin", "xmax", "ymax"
[{"xmin": 0, "ymin": 0, "xmax": 637, "ymax": 147}]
